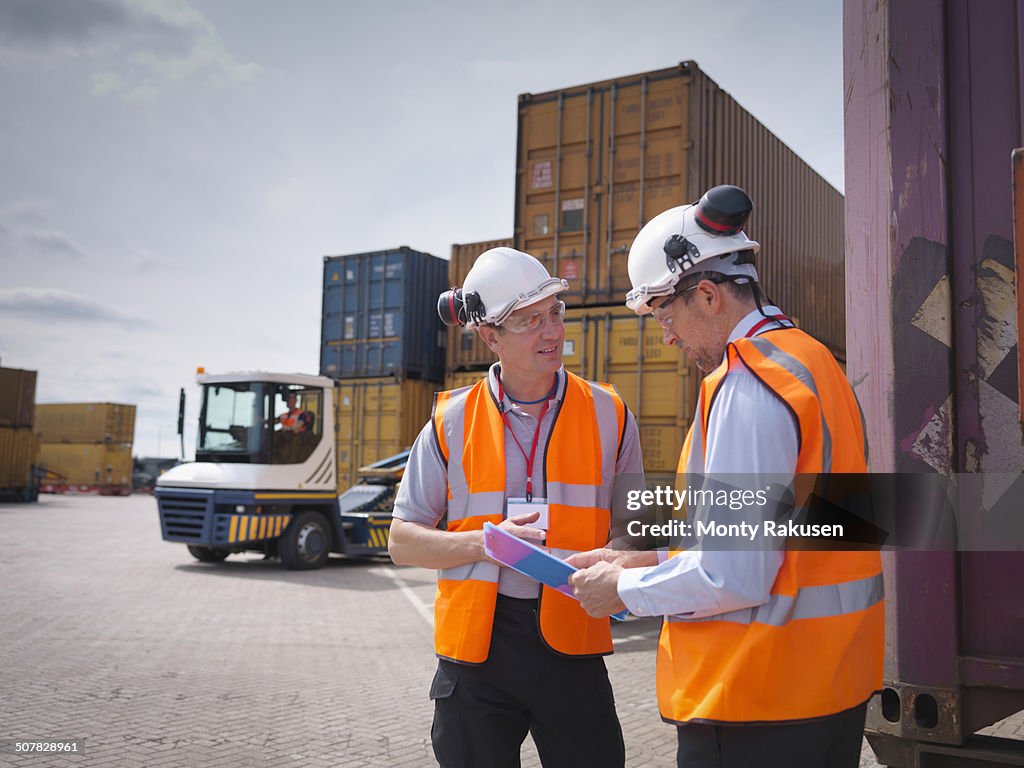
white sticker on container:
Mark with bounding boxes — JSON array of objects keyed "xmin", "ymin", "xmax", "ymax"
[
  {"xmin": 563, "ymin": 339, "xmax": 575, "ymax": 356},
  {"xmin": 532, "ymin": 161, "xmax": 553, "ymax": 189},
  {"xmin": 561, "ymin": 198, "xmax": 584, "ymax": 211}
]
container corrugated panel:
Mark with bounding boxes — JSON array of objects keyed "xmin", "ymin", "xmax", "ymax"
[
  {"xmin": 0, "ymin": 367, "xmax": 37, "ymax": 428},
  {"xmin": 38, "ymin": 442, "xmax": 133, "ymax": 487},
  {"xmin": 516, "ymin": 61, "xmax": 845, "ymax": 358},
  {"xmin": 334, "ymin": 377, "xmax": 440, "ymax": 491},
  {"xmin": 689, "ymin": 68, "xmax": 846, "ymax": 358},
  {"xmin": 321, "ymin": 247, "xmax": 449, "ymax": 381},
  {"xmin": 444, "ymin": 369, "xmax": 490, "ymax": 392},
  {"xmin": 0, "ymin": 427, "xmax": 39, "ymax": 489},
  {"xmin": 563, "ymin": 305, "xmax": 699, "ymax": 476},
  {"xmin": 447, "ymin": 238, "xmax": 512, "ymax": 371},
  {"xmin": 35, "ymin": 403, "xmax": 136, "ymax": 444}
]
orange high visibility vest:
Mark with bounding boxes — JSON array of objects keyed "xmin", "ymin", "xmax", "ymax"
[
  {"xmin": 660, "ymin": 327, "xmax": 883, "ymax": 724},
  {"xmin": 431, "ymin": 370, "xmax": 626, "ymax": 664}
]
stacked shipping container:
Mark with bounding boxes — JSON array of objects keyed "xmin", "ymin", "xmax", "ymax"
[
  {"xmin": 36, "ymin": 403, "xmax": 136, "ymax": 494},
  {"xmin": 0, "ymin": 366, "xmax": 40, "ymax": 501},
  {"xmin": 515, "ymin": 61, "xmax": 846, "ymax": 358},
  {"xmin": 321, "ymin": 247, "xmax": 448, "ymax": 488}
]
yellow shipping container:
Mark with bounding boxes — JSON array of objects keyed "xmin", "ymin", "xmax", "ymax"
[
  {"xmin": 563, "ymin": 305, "xmax": 700, "ymax": 475},
  {"xmin": 0, "ymin": 426, "xmax": 39, "ymax": 491},
  {"xmin": 443, "ymin": 369, "xmax": 490, "ymax": 392},
  {"xmin": 38, "ymin": 442, "xmax": 132, "ymax": 489},
  {"xmin": 446, "ymin": 238, "xmax": 511, "ymax": 371},
  {"xmin": 516, "ymin": 61, "xmax": 846, "ymax": 357},
  {"xmin": 35, "ymin": 403, "xmax": 136, "ymax": 444},
  {"xmin": 0, "ymin": 366, "xmax": 37, "ymax": 428},
  {"xmin": 334, "ymin": 378, "xmax": 440, "ymax": 491}
]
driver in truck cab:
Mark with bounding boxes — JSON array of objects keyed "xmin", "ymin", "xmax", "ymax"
[{"xmin": 277, "ymin": 391, "xmax": 313, "ymax": 433}]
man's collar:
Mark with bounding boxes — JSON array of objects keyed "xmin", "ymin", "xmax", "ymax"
[
  {"xmin": 728, "ymin": 305, "xmax": 786, "ymax": 343},
  {"xmin": 487, "ymin": 363, "xmax": 565, "ymax": 411}
]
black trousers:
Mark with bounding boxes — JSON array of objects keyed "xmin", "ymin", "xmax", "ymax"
[
  {"xmin": 675, "ymin": 702, "xmax": 868, "ymax": 768},
  {"xmin": 430, "ymin": 595, "xmax": 625, "ymax": 768}
]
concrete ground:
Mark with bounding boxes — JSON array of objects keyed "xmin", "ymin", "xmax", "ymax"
[{"xmin": 0, "ymin": 494, "xmax": 1019, "ymax": 767}]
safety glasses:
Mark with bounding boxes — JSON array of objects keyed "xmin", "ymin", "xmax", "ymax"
[{"xmin": 501, "ymin": 300, "xmax": 566, "ymax": 334}]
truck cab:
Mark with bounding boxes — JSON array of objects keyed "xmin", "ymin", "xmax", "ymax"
[{"xmin": 155, "ymin": 371, "xmax": 396, "ymax": 569}]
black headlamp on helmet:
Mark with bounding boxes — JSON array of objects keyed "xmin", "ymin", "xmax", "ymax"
[
  {"xmin": 662, "ymin": 185, "xmax": 755, "ymax": 273},
  {"xmin": 437, "ymin": 288, "xmax": 486, "ymax": 327}
]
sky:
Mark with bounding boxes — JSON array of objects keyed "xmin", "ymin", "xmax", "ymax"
[{"xmin": 0, "ymin": 0, "xmax": 843, "ymax": 459}]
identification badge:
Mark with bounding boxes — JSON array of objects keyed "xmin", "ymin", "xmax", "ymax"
[{"xmin": 507, "ymin": 497, "xmax": 549, "ymax": 533}]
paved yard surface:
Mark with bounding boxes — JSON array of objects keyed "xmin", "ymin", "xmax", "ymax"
[{"xmin": 0, "ymin": 495, "xmax": 1019, "ymax": 766}]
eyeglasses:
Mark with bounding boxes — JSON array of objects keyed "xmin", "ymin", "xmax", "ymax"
[
  {"xmin": 651, "ymin": 293, "xmax": 684, "ymax": 328},
  {"xmin": 501, "ymin": 300, "xmax": 566, "ymax": 334}
]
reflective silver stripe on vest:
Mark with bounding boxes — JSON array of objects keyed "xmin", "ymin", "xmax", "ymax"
[
  {"xmin": 440, "ymin": 560, "xmax": 499, "ymax": 584},
  {"xmin": 685, "ymin": 389, "xmax": 706, "ymax": 476},
  {"xmin": 546, "ymin": 481, "xmax": 598, "ymax": 509},
  {"xmin": 668, "ymin": 572, "xmax": 883, "ymax": 627},
  {"xmin": 589, "ymin": 382, "xmax": 621, "ymax": 505},
  {"xmin": 442, "ymin": 386, "xmax": 492, "ymax": 526},
  {"xmin": 746, "ymin": 337, "xmax": 833, "ymax": 474}
]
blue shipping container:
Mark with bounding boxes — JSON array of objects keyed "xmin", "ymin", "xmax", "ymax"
[{"xmin": 321, "ymin": 247, "xmax": 448, "ymax": 381}]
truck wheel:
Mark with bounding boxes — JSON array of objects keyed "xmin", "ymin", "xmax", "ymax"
[
  {"xmin": 187, "ymin": 545, "xmax": 231, "ymax": 563},
  {"xmin": 280, "ymin": 511, "xmax": 331, "ymax": 570}
]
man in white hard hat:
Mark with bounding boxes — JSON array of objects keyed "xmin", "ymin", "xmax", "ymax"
[
  {"xmin": 389, "ymin": 246, "xmax": 645, "ymax": 768},
  {"xmin": 569, "ymin": 187, "xmax": 883, "ymax": 768}
]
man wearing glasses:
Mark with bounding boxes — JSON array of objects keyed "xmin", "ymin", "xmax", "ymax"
[
  {"xmin": 569, "ymin": 187, "xmax": 882, "ymax": 768},
  {"xmin": 389, "ymin": 247, "xmax": 644, "ymax": 768}
]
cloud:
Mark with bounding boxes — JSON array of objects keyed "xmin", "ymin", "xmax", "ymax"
[
  {"xmin": 0, "ymin": 288, "xmax": 153, "ymax": 328},
  {"xmin": 0, "ymin": 0, "xmax": 132, "ymax": 47},
  {"xmin": 91, "ymin": 71, "xmax": 123, "ymax": 95},
  {"xmin": 21, "ymin": 230, "xmax": 88, "ymax": 260},
  {"xmin": 135, "ymin": 250, "xmax": 169, "ymax": 274},
  {"xmin": 0, "ymin": 0, "xmax": 262, "ymax": 97},
  {"xmin": 0, "ymin": 223, "xmax": 88, "ymax": 261}
]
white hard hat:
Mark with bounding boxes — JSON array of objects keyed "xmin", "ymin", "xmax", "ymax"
[
  {"xmin": 625, "ymin": 185, "xmax": 761, "ymax": 315},
  {"xmin": 438, "ymin": 247, "xmax": 567, "ymax": 328}
]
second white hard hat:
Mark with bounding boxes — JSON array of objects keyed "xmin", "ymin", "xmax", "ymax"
[{"xmin": 625, "ymin": 185, "xmax": 761, "ymax": 315}]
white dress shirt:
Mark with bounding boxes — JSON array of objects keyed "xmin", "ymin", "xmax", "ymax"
[{"xmin": 617, "ymin": 306, "xmax": 799, "ymax": 618}]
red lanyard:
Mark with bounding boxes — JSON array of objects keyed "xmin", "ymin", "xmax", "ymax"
[
  {"xmin": 496, "ymin": 376, "xmax": 554, "ymax": 502},
  {"xmin": 745, "ymin": 313, "xmax": 791, "ymax": 338}
]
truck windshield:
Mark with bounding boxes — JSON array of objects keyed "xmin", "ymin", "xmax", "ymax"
[{"xmin": 197, "ymin": 382, "xmax": 273, "ymax": 463}]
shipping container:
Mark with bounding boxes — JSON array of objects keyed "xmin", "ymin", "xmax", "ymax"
[
  {"xmin": 443, "ymin": 369, "xmax": 490, "ymax": 392},
  {"xmin": 35, "ymin": 402, "xmax": 136, "ymax": 444},
  {"xmin": 0, "ymin": 366, "xmax": 37, "ymax": 428},
  {"xmin": 321, "ymin": 247, "xmax": 448, "ymax": 381},
  {"xmin": 846, "ymin": 2, "xmax": 1024, "ymax": 765},
  {"xmin": 334, "ymin": 377, "xmax": 439, "ymax": 491},
  {"xmin": 516, "ymin": 61, "xmax": 845, "ymax": 358},
  {"xmin": 0, "ymin": 426, "xmax": 39, "ymax": 500},
  {"xmin": 38, "ymin": 442, "xmax": 132, "ymax": 493},
  {"xmin": 447, "ymin": 238, "xmax": 512, "ymax": 371},
  {"xmin": 563, "ymin": 305, "xmax": 699, "ymax": 477}
]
